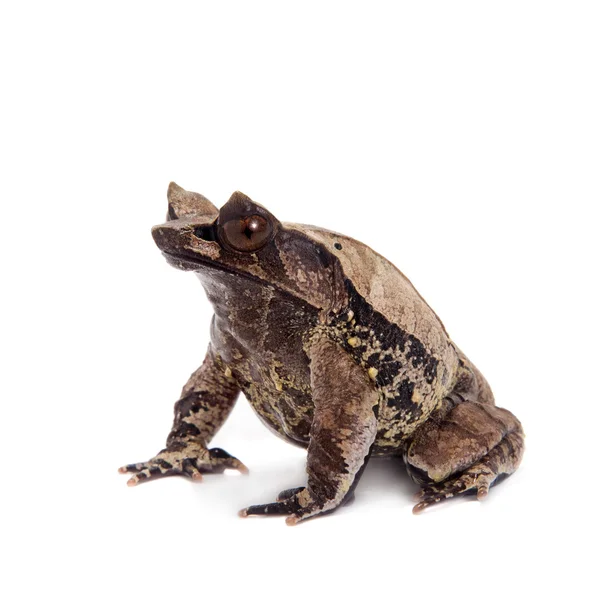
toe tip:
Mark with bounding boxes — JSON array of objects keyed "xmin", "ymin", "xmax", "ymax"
[{"xmin": 412, "ymin": 502, "xmax": 427, "ymax": 515}]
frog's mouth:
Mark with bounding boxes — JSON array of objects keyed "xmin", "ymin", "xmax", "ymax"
[
  {"xmin": 160, "ymin": 249, "xmax": 237, "ymax": 275},
  {"xmin": 160, "ymin": 248, "xmax": 271, "ymax": 290},
  {"xmin": 161, "ymin": 250, "xmax": 214, "ymax": 272}
]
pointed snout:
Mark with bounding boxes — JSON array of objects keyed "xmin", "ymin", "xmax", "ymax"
[
  {"xmin": 151, "ymin": 218, "xmax": 189, "ymax": 253},
  {"xmin": 151, "ymin": 213, "xmax": 222, "ymax": 270}
]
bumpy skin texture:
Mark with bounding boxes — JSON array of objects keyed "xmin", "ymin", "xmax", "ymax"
[
  {"xmin": 120, "ymin": 183, "xmax": 525, "ymax": 523},
  {"xmin": 119, "ymin": 352, "xmax": 247, "ymax": 483}
]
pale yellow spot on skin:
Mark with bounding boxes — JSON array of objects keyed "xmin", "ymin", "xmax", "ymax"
[
  {"xmin": 224, "ymin": 367, "xmax": 232, "ymax": 378},
  {"xmin": 347, "ymin": 337, "xmax": 360, "ymax": 347},
  {"xmin": 412, "ymin": 389, "xmax": 423, "ymax": 405},
  {"xmin": 368, "ymin": 367, "xmax": 378, "ymax": 380},
  {"xmin": 346, "ymin": 310, "xmax": 354, "ymax": 322},
  {"xmin": 269, "ymin": 362, "xmax": 289, "ymax": 392}
]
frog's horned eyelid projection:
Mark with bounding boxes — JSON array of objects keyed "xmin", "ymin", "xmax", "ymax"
[{"xmin": 122, "ymin": 182, "xmax": 525, "ymax": 525}]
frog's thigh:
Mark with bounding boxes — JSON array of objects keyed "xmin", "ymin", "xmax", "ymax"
[{"xmin": 404, "ymin": 401, "xmax": 524, "ymax": 513}]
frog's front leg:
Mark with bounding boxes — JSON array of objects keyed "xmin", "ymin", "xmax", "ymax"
[
  {"xmin": 119, "ymin": 347, "xmax": 246, "ymax": 485},
  {"xmin": 240, "ymin": 336, "xmax": 379, "ymax": 525}
]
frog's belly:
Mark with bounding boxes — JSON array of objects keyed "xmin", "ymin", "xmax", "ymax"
[
  {"xmin": 243, "ymin": 381, "xmax": 313, "ymax": 448},
  {"xmin": 215, "ymin": 333, "xmax": 314, "ymax": 447}
]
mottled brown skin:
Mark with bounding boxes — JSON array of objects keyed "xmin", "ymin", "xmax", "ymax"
[{"xmin": 120, "ymin": 183, "xmax": 525, "ymax": 523}]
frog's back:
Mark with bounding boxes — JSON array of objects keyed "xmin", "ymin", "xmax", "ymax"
[
  {"xmin": 288, "ymin": 223, "xmax": 462, "ymax": 445},
  {"xmin": 289, "ymin": 224, "xmax": 458, "ymax": 367}
]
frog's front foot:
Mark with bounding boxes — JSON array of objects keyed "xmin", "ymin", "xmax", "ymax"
[
  {"xmin": 119, "ymin": 444, "xmax": 248, "ymax": 486},
  {"xmin": 239, "ymin": 486, "xmax": 356, "ymax": 525},
  {"xmin": 239, "ymin": 487, "xmax": 325, "ymax": 526}
]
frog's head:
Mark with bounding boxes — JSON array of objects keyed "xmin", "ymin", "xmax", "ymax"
[{"xmin": 152, "ymin": 183, "xmax": 347, "ymax": 312}]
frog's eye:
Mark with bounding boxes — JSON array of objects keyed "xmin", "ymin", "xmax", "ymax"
[{"xmin": 218, "ymin": 214, "xmax": 273, "ymax": 252}]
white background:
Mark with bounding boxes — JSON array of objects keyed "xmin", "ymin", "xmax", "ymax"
[{"xmin": 1, "ymin": 2, "xmax": 599, "ymax": 599}]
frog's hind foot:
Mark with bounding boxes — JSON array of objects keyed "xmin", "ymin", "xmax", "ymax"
[
  {"xmin": 412, "ymin": 430, "xmax": 523, "ymax": 513},
  {"xmin": 405, "ymin": 400, "xmax": 524, "ymax": 514}
]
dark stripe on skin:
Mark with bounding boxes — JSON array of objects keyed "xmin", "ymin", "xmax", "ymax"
[
  {"xmin": 167, "ymin": 422, "xmax": 201, "ymax": 445},
  {"xmin": 174, "ymin": 393, "xmax": 224, "ymax": 417},
  {"xmin": 244, "ymin": 498, "xmax": 301, "ymax": 516},
  {"xmin": 387, "ymin": 379, "xmax": 415, "ymax": 410},
  {"xmin": 209, "ymin": 448, "xmax": 233, "ymax": 459},
  {"xmin": 154, "ymin": 459, "xmax": 173, "ymax": 470},
  {"xmin": 337, "ymin": 279, "xmax": 440, "ymax": 386},
  {"xmin": 276, "ymin": 487, "xmax": 305, "ymax": 502}
]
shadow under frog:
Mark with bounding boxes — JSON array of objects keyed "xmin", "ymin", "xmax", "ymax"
[{"xmin": 120, "ymin": 183, "xmax": 524, "ymax": 525}]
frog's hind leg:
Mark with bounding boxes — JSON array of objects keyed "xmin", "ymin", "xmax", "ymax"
[{"xmin": 404, "ymin": 398, "xmax": 524, "ymax": 514}]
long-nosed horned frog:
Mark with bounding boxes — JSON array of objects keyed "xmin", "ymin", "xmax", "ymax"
[{"xmin": 120, "ymin": 183, "xmax": 524, "ymax": 525}]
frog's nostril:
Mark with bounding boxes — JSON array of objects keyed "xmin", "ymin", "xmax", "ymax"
[{"xmin": 193, "ymin": 224, "xmax": 218, "ymax": 242}]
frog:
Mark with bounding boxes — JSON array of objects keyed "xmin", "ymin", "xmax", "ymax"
[{"xmin": 119, "ymin": 182, "xmax": 525, "ymax": 525}]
